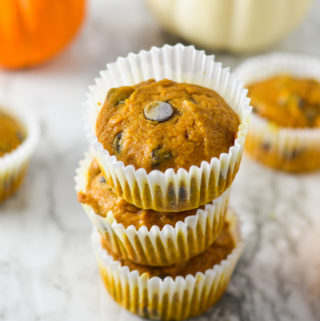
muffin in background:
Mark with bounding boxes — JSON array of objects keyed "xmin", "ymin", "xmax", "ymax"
[
  {"xmin": 0, "ymin": 104, "xmax": 38, "ymax": 201},
  {"xmin": 0, "ymin": 110, "xmax": 26, "ymax": 157},
  {"xmin": 236, "ymin": 53, "xmax": 320, "ymax": 173},
  {"xmin": 248, "ymin": 75, "xmax": 320, "ymax": 128}
]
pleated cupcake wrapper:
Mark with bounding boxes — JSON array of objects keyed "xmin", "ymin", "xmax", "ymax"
[
  {"xmin": 235, "ymin": 53, "xmax": 320, "ymax": 172},
  {"xmin": 0, "ymin": 103, "xmax": 39, "ymax": 201},
  {"xmin": 75, "ymin": 151, "xmax": 231, "ymax": 266},
  {"xmin": 82, "ymin": 43, "xmax": 251, "ymax": 212},
  {"xmin": 92, "ymin": 209, "xmax": 244, "ymax": 321}
]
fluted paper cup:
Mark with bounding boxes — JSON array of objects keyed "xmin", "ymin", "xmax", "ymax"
[
  {"xmin": 82, "ymin": 44, "xmax": 251, "ymax": 211},
  {"xmin": 75, "ymin": 151, "xmax": 230, "ymax": 266},
  {"xmin": 236, "ymin": 53, "xmax": 320, "ymax": 173},
  {"xmin": 0, "ymin": 102, "xmax": 39, "ymax": 201},
  {"xmin": 92, "ymin": 209, "xmax": 243, "ymax": 321}
]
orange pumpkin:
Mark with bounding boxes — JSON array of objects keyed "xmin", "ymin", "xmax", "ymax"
[{"xmin": 0, "ymin": 0, "xmax": 86, "ymax": 69}]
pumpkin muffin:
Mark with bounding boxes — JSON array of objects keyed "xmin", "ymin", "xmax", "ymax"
[
  {"xmin": 84, "ymin": 45, "xmax": 250, "ymax": 211},
  {"xmin": 101, "ymin": 220, "xmax": 235, "ymax": 278},
  {"xmin": 78, "ymin": 159, "xmax": 198, "ymax": 229},
  {"xmin": 75, "ymin": 154, "xmax": 230, "ymax": 266},
  {"xmin": 0, "ymin": 107, "xmax": 38, "ymax": 201},
  {"xmin": 96, "ymin": 79, "xmax": 240, "ymax": 173},
  {"xmin": 236, "ymin": 53, "xmax": 320, "ymax": 173},
  {"xmin": 0, "ymin": 109, "xmax": 26, "ymax": 157},
  {"xmin": 94, "ymin": 209, "xmax": 243, "ymax": 321},
  {"xmin": 248, "ymin": 75, "xmax": 320, "ymax": 128}
]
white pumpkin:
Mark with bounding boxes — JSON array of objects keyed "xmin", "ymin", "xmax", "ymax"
[{"xmin": 146, "ymin": 0, "xmax": 314, "ymax": 53}]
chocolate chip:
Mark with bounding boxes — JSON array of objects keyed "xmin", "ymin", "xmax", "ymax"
[
  {"xmin": 143, "ymin": 306, "xmax": 160, "ymax": 317},
  {"xmin": 261, "ymin": 142, "xmax": 271, "ymax": 151},
  {"xmin": 284, "ymin": 149, "xmax": 301, "ymax": 160},
  {"xmin": 305, "ymin": 108, "xmax": 317, "ymax": 126},
  {"xmin": 107, "ymin": 87, "xmax": 134, "ymax": 107},
  {"xmin": 98, "ymin": 176, "xmax": 106, "ymax": 184},
  {"xmin": 297, "ymin": 97, "xmax": 305, "ymax": 110},
  {"xmin": 289, "ymin": 94, "xmax": 303, "ymax": 107},
  {"xmin": 151, "ymin": 146, "xmax": 173, "ymax": 169},
  {"xmin": 16, "ymin": 131, "xmax": 24, "ymax": 143},
  {"xmin": 142, "ymin": 307, "xmax": 149, "ymax": 316},
  {"xmin": 113, "ymin": 131, "xmax": 122, "ymax": 154},
  {"xmin": 167, "ymin": 184, "xmax": 175, "ymax": 200},
  {"xmin": 144, "ymin": 101, "xmax": 173, "ymax": 122},
  {"xmin": 179, "ymin": 187, "xmax": 187, "ymax": 202}
]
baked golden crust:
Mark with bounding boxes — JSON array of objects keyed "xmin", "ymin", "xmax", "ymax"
[{"xmin": 96, "ymin": 79, "xmax": 240, "ymax": 172}]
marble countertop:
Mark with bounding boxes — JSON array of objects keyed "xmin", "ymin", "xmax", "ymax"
[{"xmin": 1, "ymin": 0, "xmax": 320, "ymax": 320}]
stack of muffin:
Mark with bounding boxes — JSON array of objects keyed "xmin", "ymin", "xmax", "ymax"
[{"xmin": 75, "ymin": 44, "xmax": 251, "ymax": 320}]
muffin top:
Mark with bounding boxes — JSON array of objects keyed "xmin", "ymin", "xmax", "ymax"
[
  {"xmin": 101, "ymin": 219, "xmax": 235, "ymax": 278},
  {"xmin": 78, "ymin": 159, "xmax": 199, "ymax": 229},
  {"xmin": 96, "ymin": 79, "xmax": 240, "ymax": 172},
  {"xmin": 0, "ymin": 109, "xmax": 26, "ymax": 157},
  {"xmin": 248, "ymin": 75, "xmax": 320, "ymax": 128}
]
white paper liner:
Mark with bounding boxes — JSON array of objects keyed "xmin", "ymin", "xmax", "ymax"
[
  {"xmin": 235, "ymin": 53, "xmax": 320, "ymax": 172},
  {"xmin": 92, "ymin": 209, "xmax": 244, "ymax": 321},
  {"xmin": 75, "ymin": 151, "xmax": 230, "ymax": 266},
  {"xmin": 82, "ymin": 44, "xmax": 251, "ymax": 211},
  {"xmin": 0, "ymin": 102, "xmax": 39, "ymax": 201}
]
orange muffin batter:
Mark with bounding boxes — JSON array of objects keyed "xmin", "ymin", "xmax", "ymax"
[
  {"xmin": 78, "ymin": 160, "xmax": 199, "ymax": 229},
  {"xmin": 96, "ymin": 79, "xmax": 240, "ymax": 172},
  {"xmin": 0, "ymin": 109, "xmax": 25, "ymax": 157},
  {"xmin": 248, "ymin": 75, "xmax": 320, "ymax": 128},
  {"xmin": 101, "ymin": 220, "xmax": 235, "ymax": 278}
]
